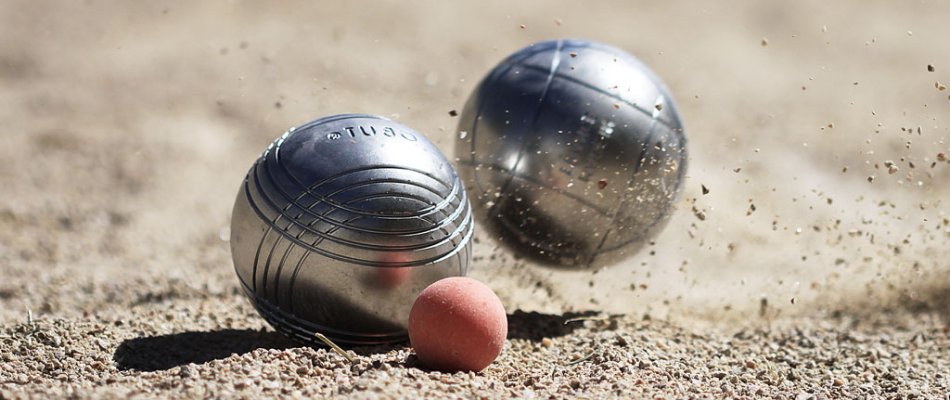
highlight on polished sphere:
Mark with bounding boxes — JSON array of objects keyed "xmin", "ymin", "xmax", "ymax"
[
  {"xmin": 230, "ymin": 114, "xmax": 473, "ymax": 346},
  {"xmin": 455, "ymin": 39, "xmax": 687, "ymax": 269}
]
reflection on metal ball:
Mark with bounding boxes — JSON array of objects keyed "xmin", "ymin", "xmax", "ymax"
[
  {"xmin": 455, "ymin": 39, "xmax": 687, "ymax": 269},
  {"xmin": 231, "ymin": 114, "xmax": 473, "ymax": 345}
]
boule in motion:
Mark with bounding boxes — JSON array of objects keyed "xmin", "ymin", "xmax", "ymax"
[{"xmin": 455, "ymin": 39, "xmax": 687, "ymax": 269}]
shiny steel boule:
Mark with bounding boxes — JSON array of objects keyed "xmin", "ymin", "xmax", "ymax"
[
  {"xmin": 231, "ymin": 114, "xmax": 473, "ymax": 346},
  {"xmin": 455, "ymin": 39, "xmax": 687, "ymax": 269}
]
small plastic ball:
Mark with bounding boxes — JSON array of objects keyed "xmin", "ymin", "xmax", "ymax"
[{"xmin": 408, "ymin": 277, "xmax": 507, "ymax": 372}]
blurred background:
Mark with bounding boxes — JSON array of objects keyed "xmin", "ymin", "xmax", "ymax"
[{"xmin": 1, "ymin": 1, "xmax": 947, "ymax": 325}]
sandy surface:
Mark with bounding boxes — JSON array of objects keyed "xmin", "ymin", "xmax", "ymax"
[{"xmin": 1, "ymin": 1, "xmax": 948, "ymax": 398}]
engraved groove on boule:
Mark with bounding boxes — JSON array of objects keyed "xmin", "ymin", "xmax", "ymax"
[
  {"xmin": 505, "ymin": 64, "xmax": 677, "ymax": 129},
  {"xmin": 281, "ymin": 212, "xmax": 473, "ymax": 315},
  {"xmin": 232, "ymin": 113, "xmax": 473, "ymax": 345},
  {"xmin": 271, "ymin": 186, "xmax": 470, "ymax": 306},
  {"xmin": 266, "ymin": 160, "xmax": 459, "ymax": 222},
  {"xmin": 245, "ymin": 163, "xmax": 472, "ymax": 300},
  {"xmin": 484, "ymin": 39, "xmax": 565, "ymax": 227},
  {"xmin": 587, "ymin": 109, "xmax": 664, "ymax": 266},
  {"xmin": 244, "ymin": 171, "xmax": 473, "ymax": 268},
  {"xmin": 465, "ymin": 43, "xmax": 558, "ymax": 195},
  {"xmin": 283, "ymin": 206, "xmax": 472, "ymax": 314},
  {"xmin": 455, "ymin": 39, "xmax": 687, "ymax": 267},
  {"xmin": 491, "ymin": 40, "xmax": 679, "ymax": 127},
  {"xmin": 253, "ymin": 160, "xmax": 469, "ymax": 242},
  {"xmin": 249, "ymin": 164, "xmax": 472, "ymax": 254}
]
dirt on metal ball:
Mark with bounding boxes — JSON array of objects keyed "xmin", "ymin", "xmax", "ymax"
[
  {"xmin": 455, "ymin": 39, "xmax": 688, "ymax": 269},
  {"xmin": 230, "ymin": 114, "xmax": 474, "ymax": 346}
]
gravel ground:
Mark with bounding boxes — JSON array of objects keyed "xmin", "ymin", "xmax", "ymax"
[
  {"xmin": 1, "ymin": 1, "xmax": 948, "ymax": 399},
  {"xmin": 1, "ymin": 300, "xmax": 947, "ymax": 398}
]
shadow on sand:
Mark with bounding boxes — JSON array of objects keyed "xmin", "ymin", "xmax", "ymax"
[
  {"xmin": 506, "ymin": 309, "xmax": 601, "ymax": 341},
  {"xmin": 113, "ymin": 329, "xmax": 296, "ymax": 371},
  {"xmin": 829, "ymin": 280, "xmax": 950, "ymax": 323},
  {"xmin": 113, "ymin": 310, "xmax": 603, "ymax": 371}
]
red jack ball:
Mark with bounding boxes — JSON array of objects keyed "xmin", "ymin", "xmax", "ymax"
[{"xmin": 408, "ymin": 277, "xmax": 507, "ymax": 372}]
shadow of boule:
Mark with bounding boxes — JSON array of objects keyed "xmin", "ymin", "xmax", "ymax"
[
  {"xmin": 113, "ymin": 329, "xmax": 296, "ymax": 371},
  {"xmin": 506, "ymin": 309, "xmax": 602, "ymax": 341}
]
